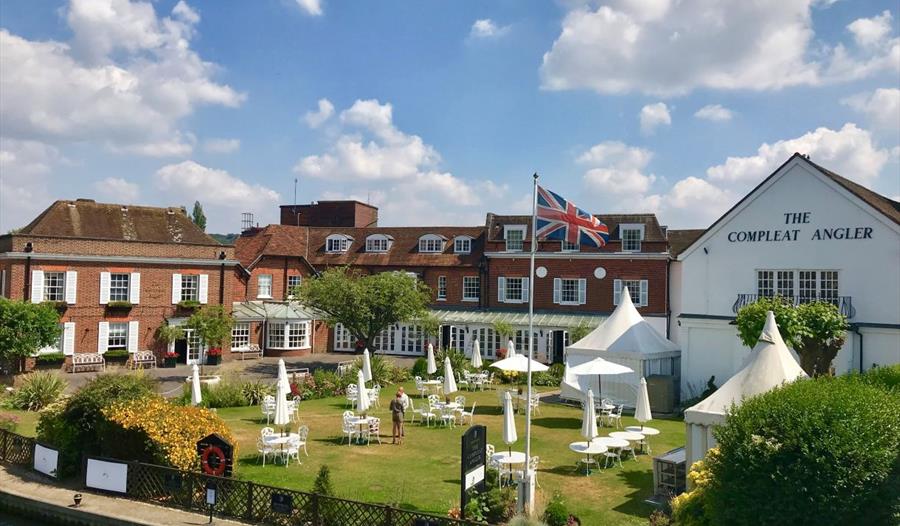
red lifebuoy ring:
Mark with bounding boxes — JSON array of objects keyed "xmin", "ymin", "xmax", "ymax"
[{"xmin": 201, "ymin": 445, "xmax": 227, "ymax": 476}]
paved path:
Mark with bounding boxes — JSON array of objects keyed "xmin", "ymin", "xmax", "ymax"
[
  {"xmin": 54, "ymin": 353, "xmax": 419, "ymax": 397},
  {"xmin": 0, "ymin": 464, "xmax": 245, "ymax": 526}
]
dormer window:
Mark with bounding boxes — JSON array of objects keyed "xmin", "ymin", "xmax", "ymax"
[
  {"xmin": 620, "ymin": 224, "xmax": 645, "ymax": 252},
  {"xmin": 365, "ymin": 234, "xmax": 393, "ymax": 253},
  {"xmin": 504, "ymin": 225, "xmax": 526, "ymax": 252},
  {"xmin": 418, "ymin": 234, "xmax": 446, "ymax": 253},
  {"xmin": 454, "ymin": 236, "xmax": 473, "ymax": 254},
  {"xmin": 326, "ymin": 234, "xmax": 353, "ymax": 253}
]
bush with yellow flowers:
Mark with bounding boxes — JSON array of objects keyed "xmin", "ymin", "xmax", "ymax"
[
  {"xmin": 103, "ymin": 396, "xmax": 237, "ymax": 471},
  {"xmin": 669, "ymin": 449, "xmax": 717, "ymax": 526}
]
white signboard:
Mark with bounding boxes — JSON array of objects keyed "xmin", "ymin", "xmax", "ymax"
[
  {"xmin": 33, "ymin": 443, "xmax": 59, "ymax": 478},
  {"xmin": 464, "ymin": 465, "xmax": 484, "ymax": 490},
  {"xmin": 85, "ymin": 458, "xmax": 128, "ymax": 494},
  {"xmin": 206, "ymin": 488, "xmax": 217, "ymax": 505}
]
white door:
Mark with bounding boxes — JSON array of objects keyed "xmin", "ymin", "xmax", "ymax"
[{"xmin": 184, "ymin": 329, "xmax": 205, "ymax": 365}]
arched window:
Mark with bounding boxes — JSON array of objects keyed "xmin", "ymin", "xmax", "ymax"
[
  {"xmin": 325, "ymin": 234, "xmax": 353, "ymax": 253},
  {"xmin": 365, "ymin": 234, "xmax": 394, "ymax": 253},
  {"xmin": 418, "ymin": 234, "xmax": 447, "ymax": 253}
]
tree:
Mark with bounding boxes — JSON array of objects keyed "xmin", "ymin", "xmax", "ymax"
[
  {"xmin": 568, "ymin": 322, "xmax": 594, "ymax": 343},
  {"xmin": 735, "ymin": 297, "xmax": 848, "ymax": 377},
  {"xmin": 186, "ymin": 305, "xmax": 234, "ymax": 349},
  {"xmin": 191, "ymin": 201, "xmax": 207, "ymax": 231},
  {"xmin": 298, "ymin": 267, "xmax": 431, "ymax": 353},
  {"xmin": 493, "ymin": 321, "xmax": 514, "ymax": 341},
  {"xmin": 795, "ymin": 301, "xmax": 849, "ymax": 377},
  {"xmin": 0, "ymin": 298, "xmax": 60, "ymax": 368}
]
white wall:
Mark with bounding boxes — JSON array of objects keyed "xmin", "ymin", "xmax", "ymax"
[{"xmin": 678, "ymin": 158, "xmax": 900, "ymax": 395}]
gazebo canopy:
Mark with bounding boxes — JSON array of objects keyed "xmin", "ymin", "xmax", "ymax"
[
  {"xmin": 684, "ymin": 311, "xmax": 807, "ymax": 426},
  {"xmin": 232, "ymin": 301, "xmax": 318, "ymax": 321}
]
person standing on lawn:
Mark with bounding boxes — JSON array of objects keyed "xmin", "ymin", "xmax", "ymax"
[
  {"xmin": 390, "ymin": 390, "xmax": 405, "ymax": 444},
  {"xmin": 398, "ymin": 386, "xmax": 410, "ymax": 437}
]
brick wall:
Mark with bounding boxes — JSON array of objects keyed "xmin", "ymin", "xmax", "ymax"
[
  {"xmin": 5, "ymin": 235, "xmax": 233, "ymax": 260},
  {"xmin": 280, "ymin": 201, "xmax": 378, "ymax": 228},
  {"xmin": 245, "ymin": 256, "xmax": 312, "ymax": 300}
]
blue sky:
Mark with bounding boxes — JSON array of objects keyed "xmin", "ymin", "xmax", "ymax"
[{"xmin": 1, "ymin": 0, "xmax": 898, "ymax": 232}]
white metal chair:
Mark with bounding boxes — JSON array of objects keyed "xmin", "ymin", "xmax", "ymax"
[
  {"xmin": 283, "ymin": 436, "xmax": 302, "ymax": 466},
  {"xmin": 439, "ymin": 406, "xmax": 456, "ymax": 428},
  {"xmin": 365, "ymin": 417, "xmax": 382, "ymax": 445},
  {"xmin": 261, "ymin": 427, "xmax": 275, "ymax": 437},
  {"xmin": 370, "ymin": 385, "xmax": 381, "ymax": 408},
  {"xmin": 514, "ymin": 456, "xmax": 541, "ymax": 488},
  {"xmin": 256, "ymin": 437, "xmax": 275, "ymax": 466},
  {"xmin": 261, "ymin": 400, "xmax": 275, "ymax": 424},
  {"xmin": 295, "ymin": 425, "xmax": 309, "ymax": 457},
  {"xmin": 607, "ymin": 405, "xmax": 623, "ymax": 429},
  {"xmin": 602, "ymin": 446, "xmax": 624, "ymax": 469},
  {"xmin": 457, "ymin": 373, "xmax": 470, "ymax": 391},
  {"xmin": 457, "ymin": 402, "xmax": 476, "ymax": 425},
  {"xmin": 419, "ymin": 402, "xmax": 437, "ymax": 427},
  {"xmin": 415, "ymin": 377, "xmax": 427, "ymax": 398},
  {"xmin": 454, "ymin": 395, "xmax": 466, "ymax": 407},
  {"xmin": 529, "ymin": 395, "xmax": 542, "ymax": 416},
  {"xmin": 342, "ymin": 416, "xmax": 358, "ymax": 445}
]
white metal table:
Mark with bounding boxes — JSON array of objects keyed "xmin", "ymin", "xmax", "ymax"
[
  {"xmin": 625, "ymin": 426, "xmax": 659, "ymax": 454},
  {"xmin": 263, "ymin": 432, "xmax": 301, "ymax": 465},
  {"xmin": 569, "ymin": 441, "xmax": 608, "ymax": 475},
  {"xmin": 491, "ymin": 451, "xmax": 526, "ymax": 486},
  {"xmin": 349, "ymin": 416, "xmax": 374, "ymax": 444}
]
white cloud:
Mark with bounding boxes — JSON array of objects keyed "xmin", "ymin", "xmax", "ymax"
[
  {"xmin": 296, "ymin": 99, "xmax": 507, "ymax": 225},
  {"xmin": 0, "ymin": 139, "xmax": 62, "ymax": 231},
  {"xmin": 694, "ymin": 104, "xmax": 734, "ymax": 122},
  {"xmin": 202, "ymin": 138, "xmax": 241, "ymax": 154},
  {"xmin": 639, "ymin": 102, "xmax": 671, "ymax": 134},
  {"xmin": 155, "ymin": 161, "xmax": 280, "ymax": 231},
  {"xmin": 295, "ymin": 0, "xmax": 323, "ymax": 16},
  {"xmin": 578, "ymin": 141, "xmax": 656, "ymax": 194},
  {"xmin": 470, "ymin": 19, "xmax": 510, "ymax": 39},
  {"xmin": 707, "ymin": 123, "xmax": 891, "ymax": 185},
  {"xmin": 93, "ymin": 177, "xmax": 140, "ymax": 203},
  {"xmin": 303, "ymin": 98, "xmax": 335, "ymax": 128},
  {"xmin": 639, "ymin": 177, "xmax": 738, "ymax": 228},
  {"xmin": 848, "ymin": 10, "xmax": 893, "ymax": 48},
  {"xmin": 842, "ymin": 88, "xmax": 900, "ymax": 132},
  {"xmin": 540, "ymin": 2, "xmax": 899, "ymax": 96}
]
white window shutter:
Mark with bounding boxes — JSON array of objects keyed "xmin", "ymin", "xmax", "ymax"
[
  {"xmin": 99, "ymin": 272, "xmax": 111, "ymax": 305},
  {"xmin": 613, "ymin": 279, "xmax": 622, "ymax": 306},
  {"xmin": 498, "ymin": 277, "xmax": 506, "ymax": 303},
  {"xmin": 128, "ymin": 321, "xmax": 139, "ymax": 353},
  {"xmin": 522, "ymin": 278, "xmax": 530, "ymax": 303},
  {"xmin": 171, "ymin": 273, "xmax": 182, "ymax": 304},
  {"xmin": 31, "ymin": 270, "xmax": 44, "ymax": 303},
  {"xmin": 640, "ymin": 279, "xmax": 648, "ymax": 307},
  {"xmin": 199, "ymin": 274, "xmax": 209, "ymax": 304},
  {"xmin": 97, "ymin": 322, "xmax": 109, "ymax": 354},
  {"xmin": 65, "ymin": 271, "xmax": 77, "ymax": 304},
  {"xmin": 130, "ymin": 272, "xmax": 141, "ymax": 304},
  {"xmin": 578, "ymin": 279, "xmax": 587, "ymax": 305},
  {"xmin": 63, "ymin": 322, "xmax": 76, "ymax": 356},
  {"xmin": 553, "ymin": 278, "xmax": 562, "ymax": 304}
]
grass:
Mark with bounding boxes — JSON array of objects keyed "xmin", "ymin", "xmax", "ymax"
[
  {"xmin": 5, "ymin": 382, "xmax": 685, "ymax": 524},
  {"xmin": 1, "ymin": 409, "xmax": 41, "ymax": 436},
  {"xmin": 222, "ymin": 382, "xmax": 685, "ymax": 525}
]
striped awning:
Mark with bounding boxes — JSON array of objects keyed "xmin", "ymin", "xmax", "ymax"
[
  {"xmin": 429, "ymin": 308, "xmax": 607, "ymax": 329},
  {"xmin": 232, "ymin": 301, "xmax": 318, "ymax": 322}
]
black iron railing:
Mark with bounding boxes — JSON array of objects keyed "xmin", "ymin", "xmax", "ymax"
[{"xmin": 732, "ymin": 294, "xmax": 855, "ymax": 318}]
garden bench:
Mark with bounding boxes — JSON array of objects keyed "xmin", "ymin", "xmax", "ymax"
[
  {"xmin": 337, "ymin": 361, "xmax": 354, "ymax": 376},
  {"xmin": 234, "ymin": 344, "xmax": 263, "ymax": 360},
  {"xmin": 286, "ymin": 367, "xmax": 310, "ymax": 379},
  {"xmin": 70, "ymin": 353, "xmax": 105, "ymax": 373},
  {"xmin": 129, "ymin": 350, "xmax": 157, "ymax": 370}
]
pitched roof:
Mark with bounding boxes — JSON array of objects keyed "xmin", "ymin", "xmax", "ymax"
[
  {"xmin": 306, "ymin": 226, "xmax": 484, "ymax": 267},
  {"xmin": 667, "ymin": 229, "xmax": 706, "ymax": 257},
  {"xmin": 485, "ymin": 213, "xmax": 667, "ymax": 242},
  {"xmin": 19, "ymin": 199, "xmax": 221, "ymax": 245},
  {"xmin": 805, "ymin": 157, "xmax": 900, "ymax": 225},
  {"xmin": 234, "ymin": 224, "xmax": 309, "ymax": 267}
]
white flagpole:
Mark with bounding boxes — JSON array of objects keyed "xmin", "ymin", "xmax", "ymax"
[{"xmin": 522, "ymin": 172, "xmax": 538, "ymax": 514}]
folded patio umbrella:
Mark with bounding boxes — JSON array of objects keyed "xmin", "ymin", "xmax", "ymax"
[
  {"xmin": 443, "ymin": 357, "xmax": 458, "ymax": 395},
  {"xmin": 502, "ymin": 391, "xmax": 517, "ymax": 454},
  {"xmin": 356, "ymin": 370, "xmax": 371, "ymax": 415},
  {"xmin": 273, "ymin": 373, "xmax": 291, "ymax": 435},
  {"xmin": 190, "ymin": 364, "xmax": 202, "ymax": 406},
  {"xmin": 569, "ymin": 357, "xmax": 633, "ymax": 401},
  {"xmin": 506, "ymin": 339, "xmax": 516, "ymax": 358},
  {"xmin": 277, "ymin": 358, "xmax": 290, "ymax": 392},
  {"xmin": 634, "ymin": 377, "xmax": 652, "ymax": 430},
  {"xmin": 362, "ymin": 348, "xmax": 373, "ymax": 383},
  {"xmin": 426, "ymin": 342, "xmax": 437, "ymax": 375},
  {"xmin": 581, "ymin": 389, "xmax": 598, "ymax": 445},
  {"xmin": 471, "ymin": 339, "xmax": 483, "ymax": 369}
]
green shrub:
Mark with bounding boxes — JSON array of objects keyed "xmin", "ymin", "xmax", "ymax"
[
  {"xmin": 311, "ymin": 369, "xmax": 345, "ymax": 397},
  {"xmin": 7, "ymin": 372, "xmax": 67, "ymax": 411},
  {"xmin": 411, "ymin": 357, "xmax": 428, "ymax": 378},
  {"xmin": 241, "ymin": 380, "xmax": 273, "ymax": 405},
  {"xmin": 177, "ymin": 376, "xmax": 249, "ymax": 408},
  {"xmin": 703, "ymin": 376, "xmax": 900, "ymax": 525},
  {"xmin": 37, "ymin": 372, "xmax": 156, "ymax": 477},
  {"xmin": 542, "ymin": 491, "xmax": 569, "ymax": 526},
  {"xmin": 0, "ymin": 413, "xmax": 19, "ymax": 432},
  {"xmin": 103, "ymin": 350, "xmax": 129, "ymax": 359},
  {"xmin": 348, "ymin": 354, "xmax": 396, "ymax": 385},
  {"xmin": 34, "ymin": 352, "xmax": 65, "ymax": 366},
  {"xmin": 533, "ymin": 363, "xmax": 565, "ymax": 386},
  {"xmin": 463, "ymin": 467, "xmax": 516, "ymax": 524},
  {"xmin": 437, "ymin": 348, "xmax": 468, "ymax": 376},
  {"xmin": 855, "ymin": 364, "xmax": 900, "ymax": 392},
  {"xmin": 106, "ymin": 301, "xmax": 132, "ymax": 309}
]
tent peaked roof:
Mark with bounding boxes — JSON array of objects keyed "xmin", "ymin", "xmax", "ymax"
[
  {"xmin": 684, "ymin": 311, "xmax": 807, "ymax": 426},
  {"xmin": 567, "ymin": 287, "xmax": 679, "ymax": 356}
]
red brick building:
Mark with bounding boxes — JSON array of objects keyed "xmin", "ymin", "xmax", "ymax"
[{"xmin": 0, "ymin": 199, "xmax": 240, "ymax": 368}]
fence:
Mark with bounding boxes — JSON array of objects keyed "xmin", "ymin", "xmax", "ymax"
[{"xmin": 0, "ymin": 428, "xmax": 481, "ymax": 526}]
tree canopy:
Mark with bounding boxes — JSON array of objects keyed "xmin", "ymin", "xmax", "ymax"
[
  {"xmin": 186, "ymin": 305, "xmax": 234, "ymax": 348},
  {"xmin": 0, "ymin": 298, "xmax": 61, "ymax": 364},
  {"xmin": 298, "ymin": 267, "xmax": 431, "ymax": 352},
  {"xmin": 191, "ymin": 201, "xmax": 207, "ymax": 232}
]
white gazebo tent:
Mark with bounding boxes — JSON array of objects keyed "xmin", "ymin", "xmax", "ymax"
[
  {"xmin": 561, "ymin": 288, "xmax": 680, "ymax": 404},
  {"xmin": 683, "ymin": 311, "xmax": 807, "ymax": 468}
]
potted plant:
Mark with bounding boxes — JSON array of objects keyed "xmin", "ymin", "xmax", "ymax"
[
  {"xmin": 163, "ymin": 350, "xmax": 179, "ymax": 368},
  {"xmin": 186, "ymin": 306, "xmax": 233, "ymax": 367},
  {"xmin": 106, "ymin": 300, "xmax": 133, "ymax": 311}
]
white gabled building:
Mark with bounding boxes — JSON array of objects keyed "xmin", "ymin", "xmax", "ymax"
[{"xmin": 670, "ymin": 153, "xmax": 900, "ymax": 399}]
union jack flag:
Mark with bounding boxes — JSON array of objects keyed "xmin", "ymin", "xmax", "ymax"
[{"xmin": 536, "ymin": 185, "xmax": 609, "ymax": 247}]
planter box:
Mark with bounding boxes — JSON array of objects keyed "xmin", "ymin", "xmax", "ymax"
[
  {"xmin": 163, "ymin": 357, "xmax": 178, "ymax": 368},
  {"xmin": 206, "ymin": 355, "xmax": 222, "ymax": 366}
]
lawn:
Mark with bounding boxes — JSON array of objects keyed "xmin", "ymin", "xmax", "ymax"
[{"xmin": 220, "ymin": 382, "xmax": 685, "ymax": 525}]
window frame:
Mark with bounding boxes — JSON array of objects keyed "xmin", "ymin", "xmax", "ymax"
[
  {"xmin": 504, "ymin": 277, "xmax": 525, "ymax": 303},
  {"xmin": 286, "ymin": 275, "xmax": 302, "ymax": 299},
  {"xmin": 257, "ymin": 274, "xmax": 273, "ymax": 299},
  {"xmin": 437, "ymin": 275, "xmax": 447, "ymax": 300},
  {"xmin": 453, "ymin": 236, "xmax": 472, "ymax": 254},
  {"xmin": 231, "ymin": 322, "xmax": 250, "ymax": 350},
  {"xmin": 325, "ymin": 234, "xmax": 353, "ymax": 253},
  {"xmin": 559, "ymin": 278, "xmax": 579, "ymax": 305},
  {"xmin": 365, "ymin": 235, "xmax": 392, "ymax": 253},
  {"xmin": 418, "ymin": 234, "xmax": 446, "ymax": 254},
  {"xmin": 180, "ymin": 274, "xmax": 200, "ymax": 302},
  {"xmin": 267, "ymin": 321, "xmax": 311, "ymax": 350},
  {"xmin": 755, "ymin": 269, "xmax": 840, "ymax": 303},
  {"xmin": 44, "ymin": 271, "xmax": 66, "ymax": 302},
  {"xmin": 620, "ymin": 224, "xmax": 645, "ymax": 252},
  {"xmin": 107, "ymin": 322, "xmax": 129, "ymax": 351},
  {"xmin": 504, "ymin": 225, "xmax": 526, "ymax": 252},
  {"xmin": 462, "ymin": 276, "xmax": 480, "ymax": 302},
  {"xmin": 109, "ymin": 273, "xmax": 130, "ymax": 303}
]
